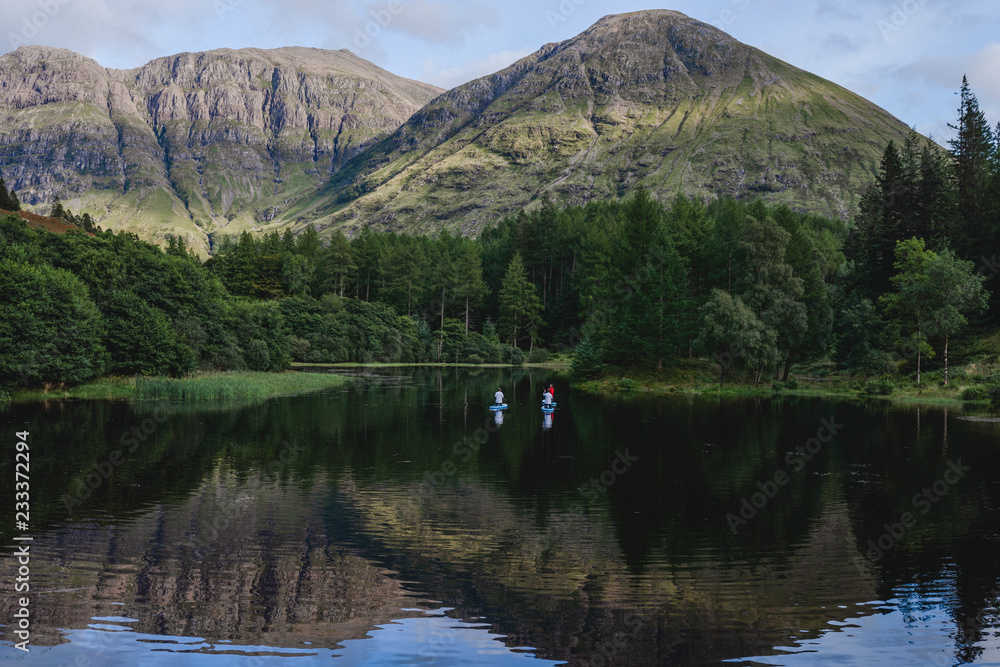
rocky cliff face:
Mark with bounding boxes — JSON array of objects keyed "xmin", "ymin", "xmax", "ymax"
[
  {"xmin": 0, "ymin": 46, "xmax": 443, "ymax": 252},
  {"xmin": 315, "ymin": 9, "xmax": 916, "ymax": 235}
]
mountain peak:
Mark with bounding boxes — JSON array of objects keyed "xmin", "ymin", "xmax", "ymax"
[
  {"xmin": 314, "ymin": 9, "xmax": 914, "ymax": 233},
  {"xmin": 0, "ymin": 46, "xmax": 443, "ymax": 253}
]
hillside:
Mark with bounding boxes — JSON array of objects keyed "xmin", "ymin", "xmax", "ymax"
[
  {"xmin": 310, "ymin": 9, "xmax": 916, "ymax": 235},
  {"xmin": 0, "ymin": 46, "xmax": 443, "ymax": 253},
  {"xmin": 0, "ymin": 208, "xmax": 80, "ymax": 234}
]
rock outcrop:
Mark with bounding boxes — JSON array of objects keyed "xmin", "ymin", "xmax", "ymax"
[
  {"xmin": 0, "ymin": 46, "xmax": 443, "ymax": 252},
  {"xmin": 315, "ymin": 9, "xmax": 917, "ymax": 235}
]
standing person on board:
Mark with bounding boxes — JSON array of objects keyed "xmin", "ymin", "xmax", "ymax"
[
  {"xmin": 494, "ymin": 387, "xmax": 505, "ymax": 406},
  {"xmin": 542, "ymin": 389, "xmax": 553, "ymax": 408},
  {"xmin": 548, "ymin": 384, "xmax": 555, "ymax": 402}
]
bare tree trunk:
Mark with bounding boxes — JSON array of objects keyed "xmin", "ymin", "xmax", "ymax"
[
  {"xmin": 917, "ymin": 324, "xmax": 922, "ymax": 385},
  {"xmin": 465, "ymin": 295, "xmax": 470, "ymax": 335},
  {"xmin": 438, "ymin": 286, "xmax": 445, "ymax": 357},
  {"xmin": 944, "ymin": 335, "xmax": 949, "ymax": 386}
]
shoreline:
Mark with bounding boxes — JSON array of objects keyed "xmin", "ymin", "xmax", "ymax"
[
  {"xmin": 572, "ymin": 374, "xmax": 992, "ymax": 409},
  {"xmin": 6, "ymin": 370, "xmax": 351, "ymax": 403}
]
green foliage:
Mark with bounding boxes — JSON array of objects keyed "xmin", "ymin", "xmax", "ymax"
[
  {"xmin": 988, "ymin": 385, "xmax": 1000, "ymax": 408},
  {"xmin": 0, "ymin": 256, "xmax": 106, "ymax": 389},
  {"xmin": 858, "ymin": 375, "xmax": 895, "ymax": 396},
  {"xmin": 528, "ymin": 347, "xmax": 551, "ymax": 363},
  {"xmin": 570, "ymin": 337, "xmax": 605, "ymax": 379},
  {"xmin": 616, "ymin": 377, "xmax": 637, "ymax": 392},
  {"xmin": 695, "ymin": 289, "xmax": 778, "ymax": 385},
  {"xmin": 772, "ymin": 378, "xmax": 799, "ymax": 391},
  {"xmin": 498, "ymin": 253, "xmax": 543, "ymax": 348},
  {"xmin": 101, "ymin": 290, "xmax": 191, "ymax": 377},
  {"xmin": 135, "ymin": 371, "xmax": 346, "ymax": 400},
  {"xmin": 0, "ymin": 175, "xmax": 20, "ymax": 211},
  {"xmin": 960, "ymin": 386, "xmax": 989, "ymax": 401}
]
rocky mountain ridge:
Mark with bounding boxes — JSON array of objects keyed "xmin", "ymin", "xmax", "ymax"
[
  {"xmin": 0, "ymin": 45, "xmax": 443, "ymax": 252},
  {"xmin": 310, "ymin": 10, "xmax": 917, "ymax": 235},
  {"xmin": 1, "ymin": 10, "xmax": 921, "ymax": 247}
]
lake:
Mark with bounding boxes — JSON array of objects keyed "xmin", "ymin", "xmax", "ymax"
[{"xmin": 2, "ymin": 367, "xmax": 1000, "ymax": 665}]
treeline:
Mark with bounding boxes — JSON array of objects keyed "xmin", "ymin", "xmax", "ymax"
[
  {"xmin": 198, "ymin": 191, "xmax": 847, "ymax": 380},
  {"xmin": 0, "ymin": 170, "xmax": 21, "ymax": 212},
  {"xmin": 0, "ymin": 216, "xmax": 290, "ymax": 392},
  {"xmin": 3, "ymin": 77, "xmax": 997, "ymax": 392},
  {"xmin": 834, "ymin": 76, "xmax": 1000, "ymax": 385}
]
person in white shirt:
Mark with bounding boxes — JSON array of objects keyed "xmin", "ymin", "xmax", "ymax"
[{"xmin": 494, "ymin": 387, "xmax": 505, "ymax": 405}]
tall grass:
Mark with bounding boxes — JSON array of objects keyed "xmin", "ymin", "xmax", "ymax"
[
  {"xmin": 136, "ymin": 372, "xmax": 347, "ymax": 400},
  {"xmin": 9, "ymin": 371, "xmax": 347, "ymax": 403}
]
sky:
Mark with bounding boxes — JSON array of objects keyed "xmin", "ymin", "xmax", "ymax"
[{"xmin": 2, "ymin": 0, "xmax": 998, "ymax": 143}]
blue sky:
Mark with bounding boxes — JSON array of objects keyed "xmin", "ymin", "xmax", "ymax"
[{"xmin": 2, "ymin": 0, "xmax": 998, "ymax": 142}]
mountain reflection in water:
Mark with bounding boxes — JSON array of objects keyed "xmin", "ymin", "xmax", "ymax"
[{"xmin": 2, "ymin": 368, "xmax": 999, "ymax": 665}]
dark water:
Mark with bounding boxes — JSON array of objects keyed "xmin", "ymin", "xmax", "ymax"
[{"xmin": 2, "ymin": 368, "xmax": 1000, "ymax": 665}]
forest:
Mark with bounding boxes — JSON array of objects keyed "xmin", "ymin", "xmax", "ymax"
[{"xmin": 1, "ymin": 77, "xmax": 999, "ymax": 396}]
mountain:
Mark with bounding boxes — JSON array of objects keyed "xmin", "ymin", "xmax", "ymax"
[
  {"xmin": 0, "ymin": 46, "xmax": 443, "ymax": 253},
  {"xmin": 309, "ymin": 9, "xmax": 916, "ymax": 235}
]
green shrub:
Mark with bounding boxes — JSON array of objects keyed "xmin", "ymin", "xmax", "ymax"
[
  {"xmin": 859, "ymin": 375, "xmax": 895, "ymax": 396},
  {"xmin": 961, "ymin": 386, "xmax": 989, "ymax": 401},
  {"xmin": 467, "ymin": 354, "xmax": 484, "ymax": 365},
  {"xmin": 772, "ymin": 379, "xmax": 799, "ymax": 391},
  {"xmin": 617, "ymin": 378, "xmax": 637, "ymax": 392},
  {"xmin": 528, "ymin": 347, "xmax": 551, "ymax": 363},
  {"xmin": 509, "ymin": 347, "xmax": 525, "ymax": 365},
  {"xmin": 570, "ymin": 337, "xmax": 604, "ymax": 379},
  {"xmin": 989, "ymin": 385, "xmax": 1000, "ymax": 408}
]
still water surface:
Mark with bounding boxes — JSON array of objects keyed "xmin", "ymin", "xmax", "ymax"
[{"xmin": 2, "ymin": 368, "xmax": 1000, "ymax": 665}]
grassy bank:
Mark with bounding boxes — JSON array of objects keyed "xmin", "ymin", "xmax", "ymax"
[
  {"xmin": 572, "ymin": 358, "xmax": 995, "ymax": 408},
  {"xmin": 9, "ymin": 371, "xmax": 349, "ymax": 402}
]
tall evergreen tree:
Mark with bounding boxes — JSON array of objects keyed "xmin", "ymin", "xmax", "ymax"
[
  {"xmin": 498, "ymin": 253, "xmax": 543, "ymax": 350},
  {"xmin": 844, "ymin": 141, "xmax": 908, "ymax": 298},
  {"xmin": 322, "ymin": 230, "xmax": 356, "ymax": 298},
  {"xmin": 0, "ymin": 176, "xmax": 14, "ymax": 211},
  {"xmin": 949, "ymin": 76, "xmax": 995, "ymax": 255},
  {"xmin": 453, "ymin": 240, "xmax": 486, "ymax": 334}
]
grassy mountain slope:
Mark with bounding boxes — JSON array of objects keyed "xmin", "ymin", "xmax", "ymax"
[
  {"xmin": 307, "ymin": 10, "xmax": 916, "ymax": 235},
  {"xmin": 0, "ymin": 46, "xmax": 443, "ymax": 253}
]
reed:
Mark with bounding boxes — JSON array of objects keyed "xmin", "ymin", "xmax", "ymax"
[
  {"xmin": 9, "ymin": 371, "xmax": 346, "ymax": 403},
  {"xmin": 135, "ymin": 371, "xmax": 347, "ymax": 400}
]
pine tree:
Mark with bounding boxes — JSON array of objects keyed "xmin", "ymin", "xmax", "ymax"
[
  {"xmin": 453, "ymin": 240, "xmax": 486, "ymax": 334},
  {"xmin": 844, "ymin": 141, "xmax": 907, "ymax": 298},
  {"xmin": 49, "ymin": 197, "xmax": 67, "ymax": 220},
  {"xmin": 0, "ymin": 176, "xmax": 13, "ymax": 211},
  {"xmin": 322, "ymin": 229, "xmax": 355, "ymax": 298},
  {"xmin": 498, "ymin": 253, "xmax": 543, "ymax": 349},
  {"xmin": 949, "ymin": 76, "xmax": 995, "ymax": 255}
]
